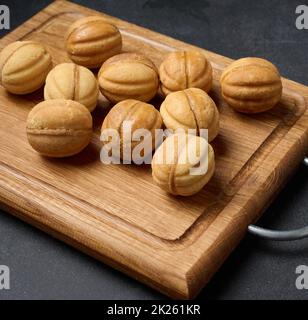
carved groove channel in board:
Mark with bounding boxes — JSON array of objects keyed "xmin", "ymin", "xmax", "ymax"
[{"xmin": 0, "ymin": 11, "xmax": 306, "ymax": 243}]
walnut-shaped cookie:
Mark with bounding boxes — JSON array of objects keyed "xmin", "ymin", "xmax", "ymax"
[
  {"xmin": 160, "ymin": 88, "xmax": 219, "ymax": 142},
  {"xmin": 44, "ymin": 63, "xmax": 99, "ymax": 112},
  {"xmin": 0, "ymin": 41, "xmax": 52, "ymax": 94},
  {"xmin": 159, "ymin": 50, "xmax": 213, "ymax": 96},
  {"xmin": 27, "ymin": 99, "xmax": 92, "ymax": 157},
  {"xmin": 65, "ymin": 16, "xmax": 122, "ymax": 68},
  {"xmin": 98, "ymin": 53, "xmax": 159, "ymax": 103},
  {"xmin": 101, "ymin": 99, "xmax": 163, "ymax": 161},
  {"xmin": 151, "ymin": 132, "xmax": 215, "ymax": 196},
  {"xmin": 220, "ymin": 57, "xmax": 282, "ymax": 113}
]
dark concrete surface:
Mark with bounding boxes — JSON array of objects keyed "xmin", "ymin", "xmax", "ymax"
[{"xmin": 0, "ymin": 0, "xmax": 307, "ymax": 300}]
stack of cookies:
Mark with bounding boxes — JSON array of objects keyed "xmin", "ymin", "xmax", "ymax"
[{"xmin": 0, "ymin": 15, "xmax": 283, "ymax": 197}]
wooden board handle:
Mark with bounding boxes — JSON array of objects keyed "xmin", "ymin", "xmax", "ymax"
[{"xmin": 248, "ymin": 157, "xmax": 308, "ymax": 241}]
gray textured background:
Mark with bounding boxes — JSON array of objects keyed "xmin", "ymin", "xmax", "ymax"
[{"xmin": 0, "ymin": 0, "xmax": 308, "ymax": 300}]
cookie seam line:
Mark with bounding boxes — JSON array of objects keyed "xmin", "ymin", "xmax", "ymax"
[
  {"xmin": 103, "ymin": 56, "xmax": 157, "ymax": 75},
  {"xmin": 183, "ymin": 51, "xmax": 188, "ymax": 88},
  {"xmin": 73, "ymin": 64, "xmax": 79, "ymax": 101},
  {"xmin": 66, "ymin": 18, "xmax": 118, "ymax": 42},
  {"xmin": 183, "ymin": 90, "xmax": 200, "ymax": 136},
  {"xmin": 221, "ymin": 64, "xmax": 281, "ymax": 83},
  {"xmin": 27, "ymin": 128, "xmax": 92, "ymax": 133},
  {"xmin": 168, "ymin": 134, "xmax": 198, "ymax": 194}
]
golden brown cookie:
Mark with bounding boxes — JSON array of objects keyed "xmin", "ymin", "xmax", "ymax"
[
  {"xmin": 220, "ymin": 57, "xmax": 282, "ymax": 113},
  {"xmin": 160, "ymin": 88, "xmax": 219, "ymax": 141},
  {"xmin": 0, "ymin": 41, "xmax": 52, "ymax": 94},
  {"xmin": 65, "ymin": 16, "xmax": 122, "ymax": 68},
  {"xmin": 159, "ymin": 50, "xmax": 213, "ymax": 96},
  {"xmin": 98, "ymin": 53, "xmax": 159, "ymax": 103},
  {"xmin": 44, "ymin": 63, "xmax": 99, "ymax": 112},
  {"xmin": 151, "ymin": 132, "xmax": 215, "ymax": 196},
  {"xmin": 101, "ymin": 99, "xmax": 162, "ymax": 160},
  {"xmin": 27, "ymin": 99, "xmax": 93, "ymax": 157}
]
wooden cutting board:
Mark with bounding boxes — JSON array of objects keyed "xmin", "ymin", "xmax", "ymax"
[{"xmin": 0, "ymin": 0, "xmax": 307, "ymax": 299}]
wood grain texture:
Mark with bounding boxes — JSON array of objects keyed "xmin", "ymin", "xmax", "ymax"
[{"xmin": 0, "ymin": 0, "xmax": 307, "ymax": 299}]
